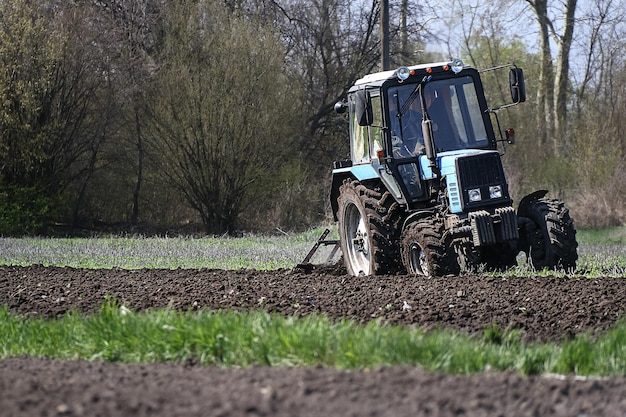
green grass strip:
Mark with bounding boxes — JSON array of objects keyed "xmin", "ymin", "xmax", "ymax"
[{"xmin": 3, "ymin": 302, "xmax": 626, "ymax": 376}]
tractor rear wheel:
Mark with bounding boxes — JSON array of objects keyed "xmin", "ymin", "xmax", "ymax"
[
  {"xmin": 400, "ymin": 217, "xmax": 451, "ymax": 277},
  {"xmin": 521, "ymin": 199, "xmax": 578, "ymax": 271},
  {"xmin": 337, "ymin": 179, "xmax": 401, "ymax": 276}
]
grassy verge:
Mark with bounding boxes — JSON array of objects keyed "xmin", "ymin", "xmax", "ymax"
[
  {"xmin": 3, "ymin": 301, "xmax": 626, "ymax": 376},
  {"xmin": 0, "ymin": 227, "xmax": 625, "ymax": 276},
  {"xmin": 0, "ymin": 228, "xmax": 337, "ymax": 270},
  {"xmin": 574, "ymin": 227, "xmax": 626, "ymax": 276}
]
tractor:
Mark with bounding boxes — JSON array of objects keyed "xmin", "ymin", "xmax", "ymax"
[{"xmin": 329, "ymin": 59, "xmax": 578, "ymax": 276}]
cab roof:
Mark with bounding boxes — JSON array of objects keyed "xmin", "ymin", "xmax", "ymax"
[{"xmin": 353, "ymin": 61, "xmax": 472, "ymax": 88}]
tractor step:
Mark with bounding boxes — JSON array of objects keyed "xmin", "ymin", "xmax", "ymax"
[{"xmin": 295, "ymin": 228, "xmax": 340, "ymax": 272}]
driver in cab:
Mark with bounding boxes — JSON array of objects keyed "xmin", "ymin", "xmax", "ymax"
[{"xmin": 389, "ymin": 88, "xmax": 457, "ymax": 157}]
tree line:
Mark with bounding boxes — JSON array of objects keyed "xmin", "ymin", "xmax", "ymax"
[{"xmin": 0, "ymin": 0, "xmax": 624, "ymax": 236}]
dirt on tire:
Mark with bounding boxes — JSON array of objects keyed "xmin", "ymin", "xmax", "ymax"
[{"xmin": 2, "ymin": 264, "xmax": 626, "ymax": 416}]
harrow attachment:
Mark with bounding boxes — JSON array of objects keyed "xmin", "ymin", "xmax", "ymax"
[{"xmin": 295, "ymin": 228, "xmax": 340, "ymax": 272}]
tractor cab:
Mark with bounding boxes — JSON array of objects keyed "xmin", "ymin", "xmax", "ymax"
[{"xmin": 335, "ymin": 60, "xmax": 525, "ymax": 209}]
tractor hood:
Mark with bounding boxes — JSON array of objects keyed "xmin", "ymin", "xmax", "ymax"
[
  {"xmin": 419, "ymin": 149, "xmax": 511, "ymax": 214},
  {"xmin": 418, "ymin": 149, "xmax": 490, "ymax": 180}
]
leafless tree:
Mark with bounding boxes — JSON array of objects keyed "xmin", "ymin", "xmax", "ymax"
[
  {"xmin": 525, "ymin": 0, "xmax": 577, "ymax": 156},
  {"xmin": 93, "ymin": 0, "xmax": 163, "ymax": 226}
]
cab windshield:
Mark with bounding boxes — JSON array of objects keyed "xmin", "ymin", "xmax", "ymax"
[{"xmin": 387, "ymin": 76, "xmax": 490, "ymax": 158}]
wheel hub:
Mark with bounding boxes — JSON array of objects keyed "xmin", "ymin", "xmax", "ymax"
[
  {"xmin": 352, "ymin": 230, "xmax": 366, "ymax": 253},
  {"xmin": 409, "ymin": 243, "xmax": 428, "ymax": 276},
  {"xmin": 343, "ymin": 202, "xmax": 371, "ymax": 275}
]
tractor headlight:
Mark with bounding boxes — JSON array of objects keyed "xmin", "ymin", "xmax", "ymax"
[
  {"xmin": 489, "ymin": 185, "xmax": 503, "ymax": 199},
  {"xmin": 395, "ymin": 66, "xmax": 411, "ymax": 81},
  {"xmin": 468, "ymin": 188, "xmax": 482, "ymax": 202},
  {"xmin": 451, "ymin": 59, "xmax": 464, "ymax": 74}
]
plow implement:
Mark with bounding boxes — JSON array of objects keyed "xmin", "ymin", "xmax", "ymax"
[{"xmin": 295, "ymin": 228, "xmax": 340, "ymax": 272}]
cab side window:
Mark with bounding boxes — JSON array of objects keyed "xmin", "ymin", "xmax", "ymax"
[
  {"xmin": 370, "ymin": 95, "xmax": 383, "ymax": 156},
  {"xmin": 349, "ymin": 92, "xmax": 383, "ymax": 163},
  {"xmin": 349, "ymin": 93, "xmax": 370, "ymax": 163}
]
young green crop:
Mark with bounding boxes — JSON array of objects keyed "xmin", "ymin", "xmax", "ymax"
[{"xmin": 3, "ymin": 302, "xmax": 626, "ymax": 377}]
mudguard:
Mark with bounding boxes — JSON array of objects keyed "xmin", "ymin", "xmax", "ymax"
[
  {"xmin": 402, "ymin": 209, "xmax": 437, "ymax": 231},
  {"xmin": 330, "ymin": 164, "xmax": 379, "ymax": 221},
  {"xmin": 517, "ymin": 189, "xmax": 549, "ymax": 218}
]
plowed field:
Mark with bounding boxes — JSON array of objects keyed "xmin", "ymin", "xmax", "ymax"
[{"xmin": 2, "ymin": 265, "xmax": 626, "ymax": 416}]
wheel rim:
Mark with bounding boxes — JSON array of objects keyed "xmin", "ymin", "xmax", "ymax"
[
  {"xmin": 408, "ymin": 242, "xmax": 428, "ymax": 276},
  {"xmin": 344, "ymin": 202, "xmax": 371, "ymax": 275}
]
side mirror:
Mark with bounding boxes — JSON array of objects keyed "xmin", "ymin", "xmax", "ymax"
[
  {"xmin": 334, "ymin": 99, "xmax": 348, "ymax": 114},
  {"xmin": 509, "ymin": 67, "xmax": 526, "ymax": 103},
  {"xmin": 355, "ymin": 90, "xmax": 373, "ymax": 126}
]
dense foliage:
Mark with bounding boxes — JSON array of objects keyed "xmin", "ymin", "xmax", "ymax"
[{"xmin": 0, "ymin": 0, "xmax": 624, "ymax": 236}]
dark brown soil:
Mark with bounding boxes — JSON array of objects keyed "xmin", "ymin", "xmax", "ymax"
[{"xmin": 2, "ymin": 264, "xmax": 626, "ymax": 416}]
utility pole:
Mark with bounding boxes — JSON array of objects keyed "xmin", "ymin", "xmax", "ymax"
[
  {"xmin": 400, "ymin": 0, "xmax": 408, "ymax": 61},
  {"xmin": 380, "ymin": 0, "xmax": 390, "ymax": 70}
]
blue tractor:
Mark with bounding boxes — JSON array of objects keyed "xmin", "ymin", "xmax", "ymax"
[{"xmin": 331, "ymin": 59, "xmax": 578, "ymax": 276}]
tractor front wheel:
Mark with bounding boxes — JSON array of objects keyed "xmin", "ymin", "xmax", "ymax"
[{"xmin": 400, "ymin": 217, "xmax": 452, "ymax": 277}]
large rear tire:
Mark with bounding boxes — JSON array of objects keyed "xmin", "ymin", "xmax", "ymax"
[
  {"xmin": 520, "ymin": 199, "xmax": 578, "ymax": 271},
  {"xmin": 400, "ymin": 217, "xmax": 452, "ymax": 277},
  {"xmin": 337, "ymin": 179, "xmax": 401, "ymax": 276}
]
